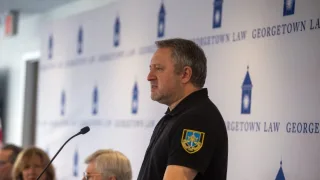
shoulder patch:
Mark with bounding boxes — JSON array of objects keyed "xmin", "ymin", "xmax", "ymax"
[{"xmin": 181, "ymin": 129, "xmax": 205, "ymax": 154}]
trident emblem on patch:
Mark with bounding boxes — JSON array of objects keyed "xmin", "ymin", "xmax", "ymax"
[{"xmin": 181, "ymin": 129, "xmax": 205, "ymax": 154}]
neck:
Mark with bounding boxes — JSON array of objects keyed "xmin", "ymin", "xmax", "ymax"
[{"xmin": 168, "ymin": 85, "xmax": 201, "ymax": 111}]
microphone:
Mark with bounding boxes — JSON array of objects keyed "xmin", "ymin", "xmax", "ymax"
[{"xmin": 37, "ymin": 126, "xmax": 90, "ymax": 180}]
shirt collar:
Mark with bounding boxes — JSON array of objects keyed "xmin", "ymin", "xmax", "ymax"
[{"xmin": 165, "ymin": 88, "xmax": 208, "ymax": 116}]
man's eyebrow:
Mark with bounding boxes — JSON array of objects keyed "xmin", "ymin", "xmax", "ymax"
[{"xmin": 150, "ymin": 64, "xmax": 162, "ymax": 67}]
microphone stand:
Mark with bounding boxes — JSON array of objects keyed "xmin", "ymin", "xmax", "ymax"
[{"xmin": 36, "ymin": 126, "xmax": 90, "ymax": 180}]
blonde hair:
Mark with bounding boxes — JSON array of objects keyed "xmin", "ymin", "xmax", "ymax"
[
  {"xmin": 12, "ymin": 146, "xmax": 55, "ymax": 180},
  {"xmin": 85, "ymin": 149, "xmax": 132, "ymax": 180}
]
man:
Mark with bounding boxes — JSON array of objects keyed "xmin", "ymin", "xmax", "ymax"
[
  {"xmin": 83, "ymin": 149, "xmax": 132, "ymax": 180},
  {"xmin": 137, "ymin": 38, "xmax": 228, "ymax": 180},
  {"xmin": 0, "ymin": 144, "xmax": 22, "ymax": 180}
]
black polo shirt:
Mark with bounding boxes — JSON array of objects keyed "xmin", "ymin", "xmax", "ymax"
[{"xmin": 137, "ymin": 88, "xmax": 228, "ymax": 180}]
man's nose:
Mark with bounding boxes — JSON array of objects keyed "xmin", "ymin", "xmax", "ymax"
[{"xmin": 147, "ymin": 71, "xmax": 156, "ymax": 81}]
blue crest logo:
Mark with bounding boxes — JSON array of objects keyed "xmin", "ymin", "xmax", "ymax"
[
  {"xmin": 73, "ymin": 148, "xmax": 79, "ymax": 177},
  {"xmin": 241, "ymin": 66, "xmax": 253, "ymax": 114},
  {"xmin": 92, "ymin": 86, "xmax": 98, "ymax": 115},
  {"xmin": 275, "ymin": 160, "xmax": 285, "ymax": 180},
  {"xmin": 77, "ymin": 26, "xmax": 83, "ymax": 55},
  {"xmin": 181, "ymin": 129, "xmax": 205, "ymax": 154},
  {"xmin": 61, "ymin": 90, "xmax": 66, "ymax": 116},
  {"xmin": 157, "ymin": 1, "xmax": 166, "ymax": 38},
  {"xmin": 212, "ymin": 0, "xmax": 223, "ymax": 29},
  {"xmin": 132, "ymin": 81, "xmax": 139, "ymax": 114},
  {"xmin": 48, "ymin": 34, "xmax": 53, "ymax": 60},
  {"xmin": 283, "ymin": 0, "xmax": 295, "ymax": 16},
  {"xmin": 114, "ymin": 15, "xmax": 120, "ymax": 47}
]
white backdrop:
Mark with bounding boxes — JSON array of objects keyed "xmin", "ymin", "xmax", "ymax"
[{"xmin": 36, "ymin": 0, "xmax": 320, "ymax": 179}]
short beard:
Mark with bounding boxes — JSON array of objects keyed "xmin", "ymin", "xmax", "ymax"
[{"xmin": 151, "ymin": 87, "xmax": 183, "ymax": 107}]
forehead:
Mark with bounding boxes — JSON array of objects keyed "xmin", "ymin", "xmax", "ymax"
[
  {"xmin": 23, "ymin": 154, "xmax": 42, "ymax": 165},
  {"xmin": 150, "ymin": 47, "xmax": 173, "ymax": 65},
  {"xmin": 86, "ymin": 161, "xmax": 98, "ymax": 173}
]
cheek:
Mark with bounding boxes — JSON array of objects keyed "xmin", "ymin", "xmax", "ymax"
[
  {"xmin": 22, "ymin": 170, "xmax": 29, "ymax": 178},
  {"xmin": 36, "ymin": 168, "xmax": 43, "ymax": 174},
  {"xmin": 161, "ymin": 76, "xmax": 179, "ymax": 90}
]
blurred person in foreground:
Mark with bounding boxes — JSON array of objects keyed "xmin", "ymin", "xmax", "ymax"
[
  {"xmin": 12, "ymin": 146, "xmax": 55, "ymax": 180},
  {"xmin": 83, "ymin": 149, "xmax": 132, "ymax": 180},
  {"xmin": 0, "ymin": 144, "xmax": 22, "ymax": 180}
]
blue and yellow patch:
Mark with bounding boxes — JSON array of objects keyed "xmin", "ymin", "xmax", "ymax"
[{"xmin": 181, "ymin": 129, "xmax": 205, "ymax": 154}]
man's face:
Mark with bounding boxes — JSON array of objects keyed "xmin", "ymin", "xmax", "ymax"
[
  {"xmin": 147, "ymin": 48, "xmax": 183, "ymax": 105},
  {"xmin": 83, "ymin": 162, "xmax": 102, "ymax": 180},
  {"xmin": 0, "ymin": 149, "xmax": 13, "ymax": 180},
  {"xmin": 0, "ymin": 149, "xmax": 12, "ymax": 166}
]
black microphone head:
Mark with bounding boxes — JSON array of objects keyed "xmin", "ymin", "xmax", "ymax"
[{"xmin": 80, "ymin": 126, "xmax": 90, "ymax": 134}]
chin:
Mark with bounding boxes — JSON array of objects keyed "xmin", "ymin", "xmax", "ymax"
[
  {"xmin": 155, "ymin": 98, "xmax": 170, "ymax": 105},
  {"xmin": 151, "ymin": 96, "xmax": 159, "ymax": 101},
  {"xmin": 151, "ymin": 95, "xmax": 160, "ymax": 102}
]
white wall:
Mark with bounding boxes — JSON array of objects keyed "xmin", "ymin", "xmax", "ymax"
[
  {"xmin": 0, "ymin": 0, "xmax": 116, "ymax": 146},
  {"xmin": 0, "ymin": 14, "xmax": 42, "ymax": 145}
]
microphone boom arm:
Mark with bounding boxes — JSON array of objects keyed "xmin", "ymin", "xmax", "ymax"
[{"xmin": 36, "ymin": 126, "xmax": 90, "ymax": 180}]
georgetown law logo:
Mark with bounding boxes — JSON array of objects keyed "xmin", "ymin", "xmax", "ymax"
[
  {"xmin": 73, "ymin": 148, "xmax": 79, "ymax": 177},
  {"xmin": 77, "ymin": 26, "xmax": 83, "ymax": 55},
  {"xmin": 48, "ymin": 34, "xmax": 53, "ymax": 60},
  {"xmin": 283, "ymin": 0, "xmax": 295, "ymax": 16},
  {"xmin": 157, "ymin": 0, "xmax": 166, "ymax": 38},
  {"xmin": 61, "ymin": 90, "xmax": 66, "ymax": 116},
  {"xmin": 114, "ymin": 15, "xmax": 120, "ymax": 47},
  {"xmin": 131, "ymin": 81, "xmax": 139, "ymax": 114},
  {"xmin": 275, "ymin": 160, "xmax": 286, "ymax": 180},
  {"xmin": 92, "ymin": 86, "xmax": 99, "ymax": 115},
  {"xmin": 212, "ymin": 0, "xmax": 223, "ymax": 29},
  {"xmin": 241, "ymin": 66, "xmax": 253, "ymax": 114}
]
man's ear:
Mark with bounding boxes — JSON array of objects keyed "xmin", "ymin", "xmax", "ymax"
[{"xmin": 181, "ymin": 66, "xmax": 192, "ymax": 84}]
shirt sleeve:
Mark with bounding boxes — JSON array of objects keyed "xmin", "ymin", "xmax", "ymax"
[{"xmin": 167, "ymin": 113, "xmax": 217, "ymax": 174}]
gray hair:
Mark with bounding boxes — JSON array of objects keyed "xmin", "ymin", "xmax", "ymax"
[
  {"xmin": 85, "ymin": 149, "xmax": 132, "ymax": 180},
  {"xmin": 155, "ymin": 38, "xmax": 207, "ymax": 88}
]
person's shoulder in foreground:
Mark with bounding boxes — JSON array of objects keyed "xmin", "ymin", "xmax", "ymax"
[{"xmin": 83, "ymin": 149, "xmax": 132, "ymax": 180}]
